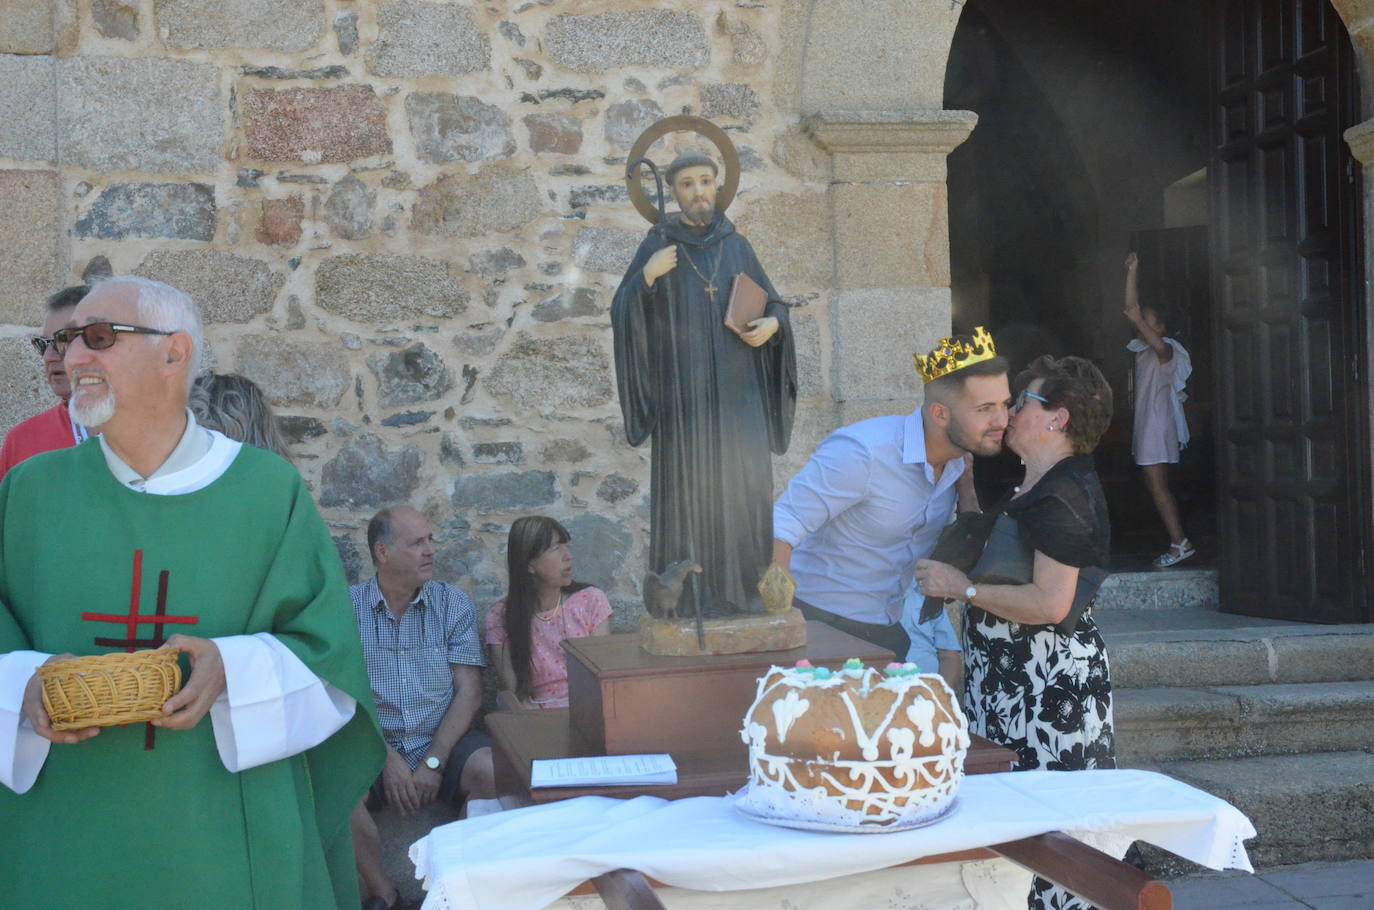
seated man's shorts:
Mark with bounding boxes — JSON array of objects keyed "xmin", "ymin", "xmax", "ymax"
[{"xmin": 370, "ymin": 728, "xmax": 493, "ymax": 807}]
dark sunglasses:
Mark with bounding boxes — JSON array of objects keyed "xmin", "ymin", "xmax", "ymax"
[
  {"xmin": 30, "ymin": 336, "xmax": 57, "ymax": 356},
  {"xmin": 51, "ymin": 322, "xmax": 176, "ymax": 355},
  {"xmin": 1014, "ymin": 389, "xmax": 1050, "ymax": 411}
]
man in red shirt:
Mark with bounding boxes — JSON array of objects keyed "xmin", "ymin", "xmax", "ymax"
[{"xmin": 0, "ymin": 286, "xmax": 92, "ymax": 481}]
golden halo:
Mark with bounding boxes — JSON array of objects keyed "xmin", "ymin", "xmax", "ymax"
[{"xmin": 625, "ymin": 115, "xmax": 740, "ymax": 225}]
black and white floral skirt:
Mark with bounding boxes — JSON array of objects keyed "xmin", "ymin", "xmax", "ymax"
[{"xmin": 964, "ymin": 605, "xmax": 1116, "ymax": 910}]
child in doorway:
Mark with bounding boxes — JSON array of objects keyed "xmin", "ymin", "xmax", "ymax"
[{"xmin": 1123, "ymin": 252, "xmax": 1195, "ymax": 567}]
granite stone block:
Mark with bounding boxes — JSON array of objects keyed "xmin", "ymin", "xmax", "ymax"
[
  {"xmin": 316, "ymin": 254, "xmax": 467, "ymax": 322},
  {"xmin": 545, "ymin": 10, "xmax": 708, "ymax": 73},
  {"xmin": 92, "ymin": 0, "xmax": 139, "ymax": 40},
  {"xmin": 155, "ymin": 0, "xmax": 325, "ymax": 52},
  {"xmin": 0, "ymin": 56, "xmax": 56, "ymax": 162},
  {"xmin": 0, "ymin": 0, "xmax": 56, "ymax": 53},
  {"xmin": 136, "ymin": 250, "xmax": 283, "ymax": 324},
  {"xmin": 256, "ymin": 195, "xmax": 304, "ymax": 247},
  {"xmin": 321, "ymin": 434, "xmax": 422, "ymax": 509},
  {"xmin": 572, "ymin": 226, "xmax": 641, "ymax": 274},
  {"xmin": 452, "ymin": 470, "xmax": 557, "ymax": 514},
  {"xmin": 323, "ymin": 175, "xmax": 374, "ymax": 240},
  {"xmin": 243, "ymin": 85, "xmax": 390, "ymax": 163},
  {"xmin": 236, "ymin": 334, "xmax": 351, "ymax": 408},
  {"xmin": 0, "ymin": 336, "xmax": 52, "ymax": 442},
  {"xmin": 0, "ymin": 170, "xmax": 62, "ymax": 325},
  {"xmin": 407, "ymin": 93, "xmax": 515, "ymax": 164},
  {"xmin": 59, "ymin": 57, "xmax": 221, "ymax": 173},
  {"xmin": 366, "ymin": 0, "xmax": 490, "ymax": 77},
  {"xmin": 411, "ymin": 167, "xmax": 541, "ymax": 238},
  {"xmin": 75, "ymin": 183, "xmax": 215, "ymax": 241},
  {"xmin": 485, "ymin": 333, "xmax": 613, "ymax": 411},
  {"xmin": 367, "ymin": 342, "xmax": 454, "ymax": 408}
]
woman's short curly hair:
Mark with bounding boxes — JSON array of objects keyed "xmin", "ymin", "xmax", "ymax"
[{"xmin": 1016, "ymin": 355, "xmax": 1113, "ymax": 455}]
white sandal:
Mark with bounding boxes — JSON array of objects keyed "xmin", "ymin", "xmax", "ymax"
[{"xmin": 1152, "ymin": 540, "xmax": 1195, "ymax": 568}]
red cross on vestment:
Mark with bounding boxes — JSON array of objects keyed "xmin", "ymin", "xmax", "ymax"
[{"xmin": 79, "ymin": 549, "xmax": 200, "ymax": 749}]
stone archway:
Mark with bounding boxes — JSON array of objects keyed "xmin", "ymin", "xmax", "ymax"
[
  {"xmin": 1331, "ymin": 1, "xmax": 1374, "ymax": 534},
  {"xmin": 779, "ymin": 0, "xmax": 973, "ymax": 427}
]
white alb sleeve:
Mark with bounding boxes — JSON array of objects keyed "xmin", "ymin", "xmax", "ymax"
[
  {"xmin": 210, "ymin": 633, "xmax": 356, "ymax": 773},
  {"xmin": 0, "ymin": 650, "xmax": 53, "ymax": 794}
]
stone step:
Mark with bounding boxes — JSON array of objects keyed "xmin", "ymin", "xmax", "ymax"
[
  {"xmin": 1134, "ymin": 751, "xmax": 1374, "ymax": 871},
  {"xmin": 1114, "ymin": 680, "xmax": 1374, "ymax": 764},
  {"xmin": 1102, "ymin": 620, "xmax": 1374, "ymax": 689},
  {"xmin": 1096, "ymin": 568, "xmax": 1218, "ymax": 611}
]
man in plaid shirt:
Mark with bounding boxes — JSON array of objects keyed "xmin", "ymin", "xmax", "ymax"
[{"xmin": 349, "ymin": 506, "xmax": 495, "ymax": 910}]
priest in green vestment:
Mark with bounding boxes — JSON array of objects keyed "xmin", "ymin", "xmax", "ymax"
[{"xmin": 0, "ymin": 276, "xmax": 386, "ymax": 910}]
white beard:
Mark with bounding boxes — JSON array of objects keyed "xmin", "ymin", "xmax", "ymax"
[{"xmin": 70, "ymin": 386, "xmax": 117, "ymax": 428}]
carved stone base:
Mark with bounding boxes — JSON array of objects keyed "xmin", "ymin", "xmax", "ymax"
[{"xmin": 638, "ymin": 607, "xmax": 807, "ymax": 656}]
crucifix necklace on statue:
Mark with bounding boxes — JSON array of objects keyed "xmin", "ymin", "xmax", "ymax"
[{"xmin": 677, "ymin": 243, "xmax": 724, "ymax": 303}]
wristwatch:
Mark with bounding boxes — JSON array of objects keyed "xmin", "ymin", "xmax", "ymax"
[
  {"xmin": 963, "ymin": 585, "xmax": 978, "ymax": 603},
  {"xmin": 423, "ymin": 755, "xmax": 441, "ymax": 771}
]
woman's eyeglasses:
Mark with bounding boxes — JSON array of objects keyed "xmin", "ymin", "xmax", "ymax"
[
  {"xmin": 50, "ymin": 323, "xmax": 176, "ymax": 355},
  {"xmin": 1015, "ymin": 390, "xmax": 1050, "ymax": 411}
]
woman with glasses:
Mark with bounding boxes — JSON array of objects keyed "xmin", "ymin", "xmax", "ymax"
[{"xmin": 915, "ymin": 355, "xmax": 1115, "ymax": 910}]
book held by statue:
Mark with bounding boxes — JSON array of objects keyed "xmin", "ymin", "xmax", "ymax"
[{"xmin": 724, "ymin": 272, "xmax": 768, "ymax": 336}]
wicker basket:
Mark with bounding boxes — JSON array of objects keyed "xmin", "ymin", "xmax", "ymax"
[{"xmin": 38, "ymin": 649, "xmax": 182, "ymax": 730}]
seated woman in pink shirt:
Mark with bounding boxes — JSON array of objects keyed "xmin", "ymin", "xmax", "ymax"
[{"xmin": 486, "ymin": 516, "xmax": 613, "ymax": 709}]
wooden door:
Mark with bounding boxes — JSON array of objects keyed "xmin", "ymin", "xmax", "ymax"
[{"xmin": 1210, "ymin": 0, "xmax": 1370, "ymax": 622}]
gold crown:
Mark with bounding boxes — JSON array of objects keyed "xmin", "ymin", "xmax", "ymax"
[{"xmin": 914, "ymin": 326, "xmax": 998, "ymax": 383}]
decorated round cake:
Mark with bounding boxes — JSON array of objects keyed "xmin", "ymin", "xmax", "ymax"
[{"xmin": 737, "ymin": 659, "xmax": 970, "ymax": 829}]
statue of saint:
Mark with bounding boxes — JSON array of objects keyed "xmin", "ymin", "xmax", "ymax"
[{"xmin": 611, "ymin": 148, "xmax": 797, "ymax": 619}]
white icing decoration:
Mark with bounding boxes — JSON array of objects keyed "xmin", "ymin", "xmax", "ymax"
[
  {"xmin": 770, "ymin": 690, "xmax": 811, "ymax": 744},
  {"xmin": 907, "ymin": 697, "xmax": 937, "ymax": 748},
  {"xmin": 887, "ymin": 726, "xmax": 916, "ymax": 763}
]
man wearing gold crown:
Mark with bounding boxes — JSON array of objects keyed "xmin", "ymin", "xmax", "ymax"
[{"xmin": 772, "ymin": 329, "xmax": 1010, "ymax": 682}]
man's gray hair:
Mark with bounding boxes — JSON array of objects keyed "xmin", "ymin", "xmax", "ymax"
[
  {"xmin": 666, "ymin": 151, "xmax": 718, "ymax": 185},
  {"xmin": 95, "ymin": 276, "xmax": 205, "ymax": 392}
]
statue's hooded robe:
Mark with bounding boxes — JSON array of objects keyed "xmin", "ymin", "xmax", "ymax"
[{"xmin": 612, "ymin": 210, "xmax": 797, "ymax": 615}]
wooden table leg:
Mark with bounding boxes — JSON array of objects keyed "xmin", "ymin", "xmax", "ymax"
[
  {"xmin": 992, "ymin": 832, "xmax": 1172, "ymax": 910},
  {"xmin": 591, "ymin": 869, "xmax": 668, "ymax": 910}
]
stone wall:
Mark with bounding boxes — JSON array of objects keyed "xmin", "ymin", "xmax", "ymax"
[{"xmin": 0, "ymin": 0, "xmax": 857, "ymax": 622}]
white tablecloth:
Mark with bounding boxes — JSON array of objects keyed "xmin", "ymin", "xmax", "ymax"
[{"xmin": 410, "ymin": 769, "xmax": 1255, "ymax": 910}]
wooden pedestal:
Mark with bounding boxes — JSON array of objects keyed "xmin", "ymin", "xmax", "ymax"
[{"xmin": 562, "ymin": 621, "xmax": 892, "ymax": 761}]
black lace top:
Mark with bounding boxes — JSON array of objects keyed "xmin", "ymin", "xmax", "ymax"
[{"xmin": 1000, "ymin": 455, "xmax": 1110, "ymax": 571}]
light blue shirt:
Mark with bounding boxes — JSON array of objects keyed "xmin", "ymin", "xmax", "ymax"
[
  {"xmin": 900, "ymin": 584, "xmax": 962, "ymax": 671},
  {"xmin": 773, "ymin": 410, "xmax": 964, "ymax": 625}
]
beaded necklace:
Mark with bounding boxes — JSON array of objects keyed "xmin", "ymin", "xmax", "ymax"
[
  {"xmin": 534, "ymin": 592, "xmax": 564, "ymax": 623},
  {"xmin": 677, "ymin": 242, "xmax": 724, "ymax": 303}
]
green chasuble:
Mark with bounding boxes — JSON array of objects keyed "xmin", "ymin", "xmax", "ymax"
[{"xmin": 0, "ymin": 440, "xmax": 386, "ymax": 910}]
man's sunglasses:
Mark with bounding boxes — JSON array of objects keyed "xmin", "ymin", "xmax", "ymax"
[
  {"xmin": 50, "ymin": 323, "xmax": 176, "ymax": 355},
  {"xmin": 1014, "ymin": 389, "xmax": 1050, "ymax": 411},
  {"xmin": 30, "ymin": 336, "xmax": 57, "ymax": 356}
]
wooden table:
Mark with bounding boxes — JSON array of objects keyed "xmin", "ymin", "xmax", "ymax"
[
  {"xmin": 490, "ymin": 707, "xmax": 1017, "ymax": 806},
  {"xmin": 488, "ymin": 710, "xmax": 1171, "ymax": 910}
]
